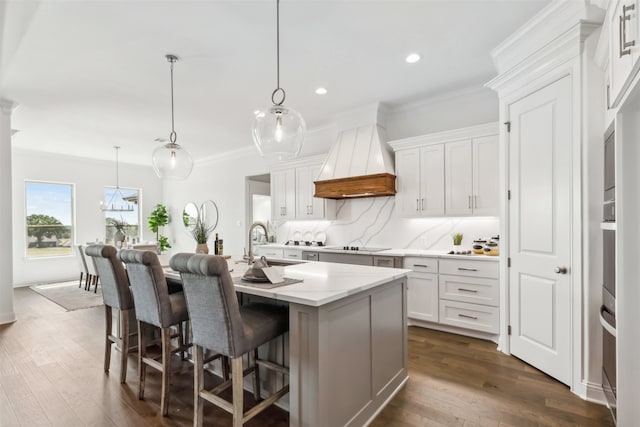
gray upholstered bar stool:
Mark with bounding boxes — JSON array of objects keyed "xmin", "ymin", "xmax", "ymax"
[
  {"xmin": 170, "ymin": 253, "xmax": 290, "ymax": 427},
  {"xmin": 118, "ymin": 249, "xmax": 191, "ymax": 416},
  {"xmin": 84, "ymin": 244, "xmax": 135, "ymax": 384}
]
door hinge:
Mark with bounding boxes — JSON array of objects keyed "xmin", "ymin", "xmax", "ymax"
[
  {"xmin": 504, "ymin": 121, "xmax": 511, "ymax": 132},
  {"xmin": 507, "ymin": 190, "xmax": 511, "ymax": 200},
  {"xmin": 508, "ymin": 257, "xmax": 511, "ymax": 268},
  {"xmin": 508, "ymin": 325, "xmax": 512, "ymax": 335}
]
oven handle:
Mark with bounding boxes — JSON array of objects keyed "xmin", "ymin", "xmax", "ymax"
[{"xmin": 600, "ymin": 305, "xmax": 617, "ymax": 338}]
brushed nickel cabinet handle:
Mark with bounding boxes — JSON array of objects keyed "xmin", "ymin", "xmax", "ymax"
[
  {"xmin": 413, "ymin": 264, "xmax": 428, "ymax": 268},
  {"xmin": 458, "ymin": 267, "xmax": 478, "ymax": 272},
  {"xmin": 416, "ymin": 198, "xmax": 419, "ymax": 211},
  {"xmin": 458, "ymin": 313, "xmax": 478, "ymax": 320},
  {"xmin": 468, "ymin": 195, "xmax": 471, "ymax": 209},
  {"xmin": 621, "ymin": 4, "xmax": 636, "ymax": 57},
  {"xmin": 458, "ymin": 288, "xmax": 478, "ymax": 293},
  {"xmin": 421, "ymin": 198, "xmax": 425, "ymax": 211}
]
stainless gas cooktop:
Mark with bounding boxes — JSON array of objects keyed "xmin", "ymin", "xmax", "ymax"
[{"xmin": 322, "ymin": 246, "xmax": 391, "ymax": 252}]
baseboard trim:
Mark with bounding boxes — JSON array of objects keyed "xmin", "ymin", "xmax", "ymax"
[
  {"xmin": 0, "ymin": 311, "xmax": 16, "ymax": 325},
  {"xmin": 582, "ymin": 380, "xmax": 607, "ymax": 405},
  {"xmin": 363, "ymin": 375, "xmax": 409, "ymax": 427}
]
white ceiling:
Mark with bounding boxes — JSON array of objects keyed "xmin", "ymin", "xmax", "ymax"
[{"xmin": 0, "ymin": 0, "xmax": 550, "ymax": 165}]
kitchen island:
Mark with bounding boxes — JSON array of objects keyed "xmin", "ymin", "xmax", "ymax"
[{"xmin": 166, "ymin": 260, "xmax": 410, "ymax": 427}]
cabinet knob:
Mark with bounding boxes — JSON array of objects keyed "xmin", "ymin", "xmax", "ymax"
[{"xmin": 554, "ymin": 266, "xmax": 568, "ymax": 275}]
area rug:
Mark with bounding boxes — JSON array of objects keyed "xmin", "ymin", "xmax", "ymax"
[{"xmin": 29, "ymin": 280, "xmax": 104, "ymax": 311}]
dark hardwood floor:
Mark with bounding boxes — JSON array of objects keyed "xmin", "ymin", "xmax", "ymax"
[{"xmin": 1, "ymin": 287, "xmax": 614, "ymax": 426}]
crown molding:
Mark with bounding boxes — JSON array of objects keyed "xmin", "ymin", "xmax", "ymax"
[
  {"xmin": 390, "ymin": 84, "xmax": 492, "ymax": 114},
  {"xmin": 490, "ymin": 1, "xmax": 605, "ymax": 76},
  {"xmin": 388, "ymin": 122, "xmax": 499, "ymax": 151}
]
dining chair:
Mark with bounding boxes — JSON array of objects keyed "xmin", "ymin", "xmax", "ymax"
[
  {"xmin": 170, "ymin": 253, "xmax": 290, "ymax": 427},
  {"xmin": 118, "ymin": 249, "xmax": 191, "ymax": 416},
  {"xmin": 81, "ymin": 244, "xmax": 100, "ymax": 292},
  {"xmin": 75, "ymin": 244, "xmax": 90, "ymax": 289},
  {"xmin": 84, "ymin": 244, "xmax": 136, "ymax": 384}
]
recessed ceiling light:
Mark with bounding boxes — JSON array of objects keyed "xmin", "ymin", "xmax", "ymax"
[
  {"xmin": 315, "ymin": 87, "xmax": 327, "ymax": 95},
  {"xmin": 405, "ymin": 53, "xmax": 421, "ymax": 64}
]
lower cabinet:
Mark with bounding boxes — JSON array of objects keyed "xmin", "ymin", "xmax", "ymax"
[{"xmin": 406, "ymin": 256, "xmax": 499, "ymax": 335}]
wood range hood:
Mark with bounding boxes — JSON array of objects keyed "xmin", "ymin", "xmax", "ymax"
[{"xmin": 314, "ymin": 104, "xmax": 396, "ymax": 199}]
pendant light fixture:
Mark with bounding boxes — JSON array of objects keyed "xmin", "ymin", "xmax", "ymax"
[
  {"xmin": 101, "ymin": 146, "xmax": 135, "ymax": 212},
  {"xmin": 152, "ymin": 54, "xmax": 194, "ymax": 180},
  {"xmin": 251, "ymin": 0, "xmax": 306, "ymax": 160}
]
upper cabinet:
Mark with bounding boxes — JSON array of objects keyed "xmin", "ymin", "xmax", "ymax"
[
  {"xmin": 271, "ymin": 155, "xmax": 335, "ymax": 221},
  {"xmin": 390, "ymin": 123, "xmax": 499, "ymax": 218},
  {"xmin": 609, "ymin": 0, "xmax": 640, "ymax": 108},
  {"xmin": 395, "ymin": 144, "xmax": 445, "ymax": 217},
  {"xmin": 271, "ymin": 168, "xmax": 296, "ymax": 220}
]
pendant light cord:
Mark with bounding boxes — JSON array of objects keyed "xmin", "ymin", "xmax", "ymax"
[
  {"xmin": 115, "ymin": 146, "xmax": 120, "ymax": 189},
  {"xmin": 271, "ymin": 0, "xmax": 286, "ymax": 106},
  {"xmin": 167, "ymin": 55, "xmax": 178, "ymax": 143}
]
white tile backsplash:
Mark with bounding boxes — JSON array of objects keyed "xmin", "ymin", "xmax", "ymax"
[{"xmin": 276, "ymin": 197, "xmax": 499, "ymax": 251}]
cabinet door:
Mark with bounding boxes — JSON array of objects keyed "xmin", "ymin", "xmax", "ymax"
[
  {"xmin": 609, "ymin": 0, "xmax": 639, "ymax": 107},
  {"xmin": 445, "ymin": 140, "xmax": 473, "ymax": 215},
  {"xmin": 395, "ymin": 148, "xmax": 421, "ymax": 217},
  {"xmin": 419, "ymin": 144, "xmax": 445, "ymax": 216},
  {"xmin": 271, "ymin": 169, "xmax": 295, "ymax": 220},
  {"xmin": 472, "ymin": 135, "xmax": 499, "ymax": 215},
  {"xmin": 295, "ymin": 166, "xmax": 313, "ymax": 218},
  {"xmin": 407, "ymin": 272, "xmax": 438, "ymax": 322},
  {"xmin": 308, "ymin": 164, "xmax": 327, "ymax": 219}
]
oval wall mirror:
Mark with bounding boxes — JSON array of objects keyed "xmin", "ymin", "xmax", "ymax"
[
  {"xmin": 183, "ymin": 202, "xmax": 199, "ymax": 230},
  {"xmin": 200, "ymin": 200, "xmax": 219, "ymax": 231}
]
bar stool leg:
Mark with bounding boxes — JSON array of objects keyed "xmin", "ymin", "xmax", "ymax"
[
  {"xmin": 119, "ymin": 309, "xmax": 129, "ymax": 384},
  {"xmin": 194, "ymin": 345, "xmax": 204, "ymax": 427},
  {"xmin": 232, "ymin": 356, "xmax": 243, "ymax": 427},
  {"xmin": 252, "ymin": 348, "xmax": 261, "ymax": 401},
  {"xmin": 138, "ymin": 321, "xmax": 146, "ymax": 400},
  {"xmin": 104, "ymin": 306, "xmax": 112, "ymax": 373},
  {"xmin": 161, "ymin": 327, "xmax": 171, "ymax": 416}
]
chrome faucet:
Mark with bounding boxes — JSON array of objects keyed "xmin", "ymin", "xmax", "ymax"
[{"xmin": 247, "ymin": 221, "xmax": 269, "ymax": 265}]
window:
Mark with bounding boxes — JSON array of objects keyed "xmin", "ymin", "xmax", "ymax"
[
  {"xmin": 103, "ymin": 187, "xmax": 140, "ymax": 245},
  {"xmin": 25, "ymin": 181, "xmax": 74, "ymax": 258}
]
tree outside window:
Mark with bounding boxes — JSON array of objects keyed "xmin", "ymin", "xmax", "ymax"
[{"xmin": 25, "ymin": 181, "xmax": 74, "ymax": 258}]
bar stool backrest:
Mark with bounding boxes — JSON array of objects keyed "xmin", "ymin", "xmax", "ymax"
[{"xmin": 85, "ymin": 244, "xmax": 133, "ymax": 310}]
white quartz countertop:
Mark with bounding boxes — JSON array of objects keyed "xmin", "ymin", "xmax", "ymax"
[
  {"xmin": 256, "ymin": 244, "xmax": 499, "ymax": 261},
  {"xmin": 165, "ymin": 261, "xmax": 410, "ymax": 307}
]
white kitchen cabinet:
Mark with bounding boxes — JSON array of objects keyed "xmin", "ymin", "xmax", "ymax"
[
  {"xmin": 271, "ymin": 169, "xmax": 295, "ymax": 220},
  {"xmin": 395, "ymin": 145, "xmax": 445, "ymax": 217},
  {"xmin": 438, "ymin": 258, "xmax": 499, "ymax": 334},
  {"xmin": 390, "ymin": 123, "xmax": 499, "ymax": 218},
  {"xmin": 445, "ymin": 137, "xmax": 499, "ymax": 216},
  {"xmin": 405, "ymin": 257, "xmax": 439, "ymax": 323},
  {"xmin": 295, "ymin": 163, "xmax": 334, "ymax": 220},
  {"xmin": 253, "ymin": 246, "xmax": 283, "ymax": 259},
  {"xmin": 272, "ymin": 156, "xmax": 335, "ymax": 221},
  {"xmin": 283, "ymin": 248, "xmax": 301, "ymax": 260},
  {"xmin": 609, "ymin": 0, "xmax": 640, "ymax": 107},
  {"xmin": 445, "ymin": 140, "xmax": 474, "ymax": 215}
]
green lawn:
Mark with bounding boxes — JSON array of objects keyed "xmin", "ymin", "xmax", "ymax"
[{"xmin": 27, "ymin": 247, "xmax": 73, "ymax": 257}]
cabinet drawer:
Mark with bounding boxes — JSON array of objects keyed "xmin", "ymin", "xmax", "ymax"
[
  {"xmin": 255, "ymin": 247, "xmax": 284, "ymax": 259},
  {"xmin": 404, "ymin": 257, "xmax": 438, "ymax": 273},
  {"xmin": 439, "ymin": 259, "xmax": 498, "ymax": 279},
  {"xmin": 439, "ymin": 300, "xmax": 499, "ymax": 334},
  {"xmin": 439, "ymin": 275, "xmax": 499, "ymax": 307},
  {"xmin": 283, "ymin": 249, "xmax": 301, "ymax": 260}
]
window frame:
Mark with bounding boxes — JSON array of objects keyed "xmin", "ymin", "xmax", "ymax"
[{"xmin": 24, "ymin": 179, "xmax": 76, "ymax": 260}]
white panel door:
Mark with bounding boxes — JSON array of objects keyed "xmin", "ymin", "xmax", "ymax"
[
  {"xmin": 472, "ymin": 135, "xmax": 499, "ymax": 215},
  {"xmin": 445, "ymin": 140, "xmax": 473, "ymax": 215},
  {"xmin": 419, "ymin": 144, "xmax": 445, "ymax": 216},
  {"xmin": 395, "ymin": 148, "xmax": 421, "ymax": 217},
  {"xmin": 508, "ymin": 75, "xmax": 572, "ymax": 385}
]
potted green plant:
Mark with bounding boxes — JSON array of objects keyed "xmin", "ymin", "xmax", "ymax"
[
  {"xmin": 148, "ymin": 204, "xmax": 171, "ymax": 254},
  {"xmin": 452, "ymin": 232, "xmax": 464, "ymax": 246},
  {"xmin": 191, "ymin": 217, "xmax": 214, "ymax": 254},
  {"xmin": 107, "ymin": 216, "xmax": 129, "ymax": 247}
]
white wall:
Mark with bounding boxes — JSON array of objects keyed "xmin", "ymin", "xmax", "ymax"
[{"xmin": 12, "ymin": 148, "xmax": 163, "ymax": 286}]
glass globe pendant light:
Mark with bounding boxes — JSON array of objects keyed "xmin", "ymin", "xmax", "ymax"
[
  {"xmin": 152, "ymin": 54, "xmax": 194, "ymax": 180},
  {"xmin": 252, "ymin": 0, "xmax": 306, "ymax": 160}
]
